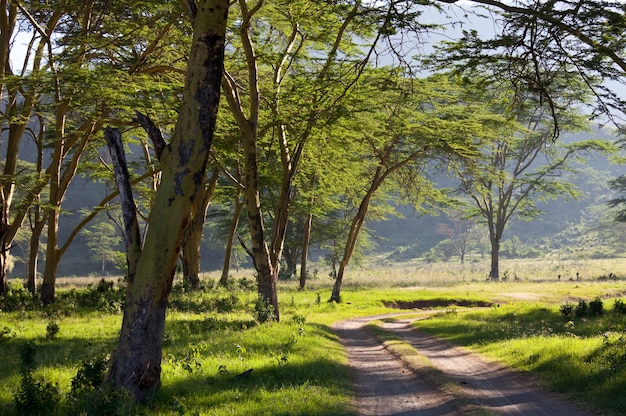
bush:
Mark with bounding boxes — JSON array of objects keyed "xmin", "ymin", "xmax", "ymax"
[
  {"xmin": 589, "ymin": 297, "xmax": 604, "ymax": 316},
  {"xmin": 255, "ymin": 296, "xmax": 276, "ymax": 323},
  {"xmin": 46, "ymin": 322, "xmax": 60, "ymax": 340},
  {"xmin": 559, "ymin": 303, "xmax": 575, "ymax": 320},
  {"xmin": 575, "ymin": 300, "xmax": 589, "ymax": 318},
  {"xmin": 70, "ymin": 354, "xmax": 109, "ymax": 397},
  {"xmin": 13, "ymin": 342, "xmax": 61, "ymax": 416},
  {"xmin": 215, "ymin": 294, "xmax": 240, "ymax": 313},
  {"xmin": 14, "ymin": 373, "xmax": 61, "ymax": 416},
  {"xmin": 1, "ymin": 280, "xmax": 37, "ymax": 311},
  {"xmin": 67, "ymin": 384, "xmax": 135, "ymax": 416},
  {"xmin": 0, "ymin": 325, "xmax": 15, "ymax": 342},
  {"xmin": 57, "ymin": 279, "xmax": 124, "ymax": 313},
  {"xmin": 614, "ymin": 298, "xmax": 626, "ymax": 314}
]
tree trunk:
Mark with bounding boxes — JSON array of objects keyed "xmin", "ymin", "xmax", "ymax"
[
  {"xmin": 330, "ymin": 169, "xmax": 382, "ymax": 302},
  {"xmin": 27, "ymin": 214, "xmax": 46, "ymax": 294},
  {"xmin": 299, "ymin": 212, "xmax": 313, "ymax": 290},
  {"xmin": 41, "ymin": 207, "xmax": 60, "ymax": 305},
  {"xmin": 0, "ymin": 248, "xmax": 7, "ymax": 296},
  {"xmin": 219, "ymin": 194, "xmax": 244, "ymax": 287},
  {"xmin": 489, "ymin": 236, "xmax": 500, "ymax": 281},
  {"xmin": 330, "ymin": 259, "xmax": 348, "ymax": 302},
  {"xmin": 180, "ymin": 168, "xmax": 219, "ymax": 290},
  {"xmin": 105, "ymin": 1, "xmax": 228, "ymax": 402},
  {"xmin": 283, "ymin": 246, "xmax": 297, "ymax": 278}
]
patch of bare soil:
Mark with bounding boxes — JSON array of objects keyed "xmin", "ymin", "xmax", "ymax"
[
  {"xmin": 383, "ymin": 299, "xmax": 493, "ymax": 309},
  {"xmin": 334, "ymin": 315, "xmax": 597, "ymax": 416}
]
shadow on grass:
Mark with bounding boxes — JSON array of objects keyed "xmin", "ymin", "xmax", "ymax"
[
  {"xmin": 158, "ymin": 323, "xmax": 353, "ymax": 415},
  {"xmin": 164, "ymin": 315, "xmax": 258, "ymax": 339}
]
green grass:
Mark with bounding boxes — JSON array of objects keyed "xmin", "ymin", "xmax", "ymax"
[
  {"xmin": 3, "ymin": 258, "xmax": 626, "ymax": 415},
  {"xmin": 416, "ymin": 301, "xmax": 626, "ymax": 415}
]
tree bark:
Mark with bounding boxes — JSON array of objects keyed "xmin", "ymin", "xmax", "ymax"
[
  {"xmin": 489, "ymin": 235, "xmax": 500, "ymax": 281},
  {"xmin": 181, "ymin": 168, "xmax": 219, "ymax": 289},
  {"xmin": 299, "ymin": 212, "xmax": 313, "ymax": 290},
  {"xmin": 222, "ymin": 2, "xmax": 280, "ymax": 321},
  {"xmin": 105, "ymin": 1, "xmax": 228, "ymax": 402},
  {"xmin": 330, "ymin": 169, "xmax": 381, "ymax": 303},
  {"xmin": 27, "ymin": 217, "xmax": 45, "ymax": 293},
  {"xmin": 219, "ymin": 193, "xmax": 244, "ymax": 287},
  {"xmin": 0, "ymin": 249, "xmax": 7, "ymax": 296},
  {"xmin": 41, "ymin": 207, "xmax": 60, "ymax": 304}
]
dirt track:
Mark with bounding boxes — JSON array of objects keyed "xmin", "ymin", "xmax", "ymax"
[{"xmin": 334, "ymin": 315, "xmax": 596, "ymax": 416}]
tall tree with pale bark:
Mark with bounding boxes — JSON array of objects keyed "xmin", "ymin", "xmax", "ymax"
[{"xmin": 103, "ymin": 0, "xmax": 229, "ymax": 402}]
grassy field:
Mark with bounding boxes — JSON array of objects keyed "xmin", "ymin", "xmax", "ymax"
[{"xmin": 2, "ymin": 257, "xmax": 626, "ymax": 415}]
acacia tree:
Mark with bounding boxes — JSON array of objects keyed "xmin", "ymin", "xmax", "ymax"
[
  {"xmin": 221, "ymin": 0, "xmax": 415, "ymax": 318},
  {"xmin": 329, "ymin": 72, "xmax": 494, "ymax": 301},
  {"xmin": 82, "ymin": 218, "xmax": 122, "ymax": 276},
  {"xmin": 3, "ymin": 0, "xmax": 189, "ymax": 304},
  {"xmin": 436, "ymin": 209, "xmax": 479, "ymax": 264},
  {"xmin": 104, "ymin": 0, "xmax": 229, "ymax": 402},
  {"xmin": 434, "ymin": 1, "xmax": 626, "ymax": 108},
  {"xmin": 447, "ymin": 73, "xmax": 616, "ymax": 280},
  {"xmin": 0, "ymin": 1, "xmax": 57, "ymax": 296}
]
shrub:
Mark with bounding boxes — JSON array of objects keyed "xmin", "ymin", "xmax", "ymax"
[
  {"xmin": 46, "ymin": 322, "xmax": 60, "ymax": 340},
  {"xmin": 559, "ymin": 303, "xmax": 575, "ymax": 320},
  {"xmin": 70, "ymin": 354, "xmax": 109, "ymax": 397},
  {"xmin": 0, "ymin": 325, "xmax": 15, "ymax": 342},
  {"xmin": 585, "ymin": 333, "xmax": 626, "ymax": 373},
  {"xmin": 614, "ymin": 299, "xmax": 626, "ymax": 314},
  {"xmin": 575, "ymin": 300, "xmax": 589, "ymax": 318},
  {"xmin": 255, "ymin": 296, "xmax": 276, "ymax": 323},
  {"xmin": 13, "ymin": 342, "xmax": 61, "ymax": 416},
  {"xmin": 1, "ymin": 280, "xmax": 37, "ymax": 311},
  {"xmin": 14, "ymin": 372, "xmax": 61, "ymax": 416},
  {"xmin": 67, "ymin": 384, "xmax": 134, "ymax": 416},
  {"xmin": 589, "ymin": 297, "xmax": 604, "ymax": 316}
]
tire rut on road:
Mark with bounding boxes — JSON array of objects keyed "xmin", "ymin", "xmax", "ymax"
[{"xmin": 335, "ymin": 314, "xmax": 597, "ymax": 416}]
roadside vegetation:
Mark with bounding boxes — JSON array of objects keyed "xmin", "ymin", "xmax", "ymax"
[{"xmin": 2, "ymin": 258, "xmax": 626, "ymax": 415}]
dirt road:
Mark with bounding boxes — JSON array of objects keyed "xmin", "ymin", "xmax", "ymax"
[{"xmin": 334, "ymin": 315, "xmax": 596, "ymax": 416}]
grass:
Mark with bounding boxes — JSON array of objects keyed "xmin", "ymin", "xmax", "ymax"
[
  {"xmin": 415, "ymin": 301, "xmax": 626, "ymax": 415},
  {"xmin": 2, "ymin": 257, "xmax": 626, "ymax": 414}
]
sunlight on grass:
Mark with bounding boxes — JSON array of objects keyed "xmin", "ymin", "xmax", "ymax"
[
  {"xmin": 416, "ymin": 300, "xmax": 626, "ymax": 414},
  {"xmin": 3, "ymin": 258, "xmax": 626, "ymax": 415}
]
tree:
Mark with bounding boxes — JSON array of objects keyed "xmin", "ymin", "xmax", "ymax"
[
  {"xmin": 221, "ymin": 0, "xmax": 403, "ymax": 319},
  {"xmin": 445, "ymin": 72, "xmax": 616, "ymax": 280},
  {"xmin": 0, "ymin": 0, "xmax": 189, "ymax": 304},
  {"xmin": 82, "ymin": 218, "xmax": 123, "ymax": 276},
  {"xmin": 180, "ymin": 167, "xmax": 220, "ymax": 289},
  {"xmin": 330, "ymin": 72, "xmax": 483, "ymax": 301},
  {"xmin": 0, "ymin": 1, "xmax": 56, "ymax": 296},
  {"xmin": 436, "ymin": 209, "xmax": 479, "ymax": 264},
  {"xmin": 104, "ymin": 0, "xmax": 229, "ymax": 402},
  {"xmin": 433, "ymin": 1, "xmax": 626, "ymax": 118}
]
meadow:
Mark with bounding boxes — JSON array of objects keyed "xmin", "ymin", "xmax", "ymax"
[{"xmin": 2, "ymin": 257, "xmax": 626, "ymax": 415}]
